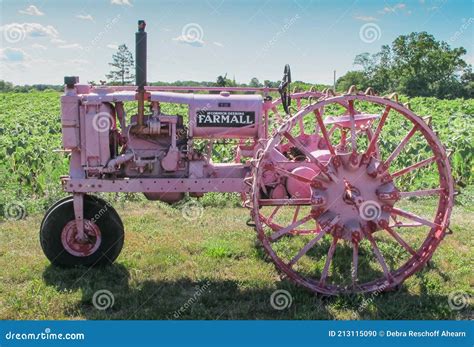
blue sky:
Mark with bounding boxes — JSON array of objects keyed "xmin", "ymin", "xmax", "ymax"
[{"xmin": 1, "ymin": 0, "xmax": 473, "ymax": 85}]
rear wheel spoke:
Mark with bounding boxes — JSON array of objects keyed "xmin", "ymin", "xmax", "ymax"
[
  {"xmin": 391, "ymin": 156, "xmax": 437, "ymax": 179},
  {"xmin": 319, "ymin": 237, "xmax": 338, "ymax": 285},
  {"xmin": 348, "ymin": 100, "xmax": 357, "ymax": 153},
  {"xmin": 288, "ymin": 229, "xmax": 326, "ymax": 267},
  {"xmin": 366, "ymin": 105, "xmax": 390, "ymax": 157},
  {"xmin": 383, "ymin": 226, "xmax": 417, "ymax": 256},
  {"xmin": 267, "ymin": 206, "xmax": 281, "ymax": 225},
  {"xmin": 269, "ymin": 214, "xmax": 313, "ymax": 241},
  {"xmin": 365, "ymin": 231, "xmax": 392, "ymax": 281},
  {"xmin": 258, "ymin": 198, "xmax": 311, "ymax": 206},
  {"xmin": 288, "ymin": 216, "xmax": 339, "ymax": 267},
  {"xmin": 314, "ymin": 109, "xmax": 336, "ymax": 155},
  {"xmin": 390, "ymin": 207, "xmax": 439, "ymax": 228},
  {"xmin": 352, "ymin": 241, "xmax": 359, "ymax": 286},
  {"xmin": 389, "ymin": 222, "xmax": 423, "ymax": 228},
  {"xmin": 381, "ymin": 125, "xmax": 418, "ymax": 170},
  {"xmin": 291, "ymin": 206, "xmax": 300, "ymax": 223},
  {"xmin": 398, "ymin": 188, "xmax": 443, "ymax": 198}
]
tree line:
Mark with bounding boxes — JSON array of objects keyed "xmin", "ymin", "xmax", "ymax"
[
  {"xmin": 2, "ymin": 32, "xmax": 471, "ymax": 99},
  {"xmin": 336, "ymin": 32, "xmax": 472, "ymax": 99}
]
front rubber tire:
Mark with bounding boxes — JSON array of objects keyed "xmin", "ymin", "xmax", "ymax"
[{"xmin": 40, "ymin": 198, "xmax": 124, "ymax": 267}]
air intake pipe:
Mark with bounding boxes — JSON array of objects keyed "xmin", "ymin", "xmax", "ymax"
[{"xmin": 136, "ymin": 20, "xmax": 147, "ymax": 126}]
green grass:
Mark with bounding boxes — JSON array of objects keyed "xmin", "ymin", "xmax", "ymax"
[{"xmin": 0, "ymin": 198, "xmax": 472, "ymax": 320}]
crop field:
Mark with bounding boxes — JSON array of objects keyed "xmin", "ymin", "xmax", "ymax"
[
  {"xmin": 1, "ymin": 91, "xmax": 472, "ymax": 213},
  {"xmin": 0, "ymin": 91, "xmax": 472, "ymax": 320}
]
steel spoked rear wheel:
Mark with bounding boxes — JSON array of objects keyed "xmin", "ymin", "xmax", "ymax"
[{"xmin": 250, "ymin": 93, "xmax": 454, "ymax": 294}]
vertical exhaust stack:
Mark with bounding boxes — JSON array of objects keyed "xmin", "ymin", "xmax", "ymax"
[{"xmin": 136, "ymin": 20, "xmax": 147, "ymax": 126}]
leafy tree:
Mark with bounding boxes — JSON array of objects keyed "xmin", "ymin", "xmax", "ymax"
[
  {"xmin": 249, "ymin": 77, "xmax": 261, "ymax": 87},
  {"xmin": 106, "ymin": 44, "xmax": 135, "ymax": 85},
  {"xmin": 215, "ymin": 74, "xmax": 228, "ymax": 87},
  {"xmin": 460, "ymin": 66, "xmax": 474, "ymax": 98},
  {"xmin": 336, "ymin": 71, "xmax": 369, "ymax": 92},
  {"xmin": 215, "ymin": 74, "xmax": 238, "ymax": 88},
  {"xmin": 0, "ymin": 80, "xmax": 14, "ymax": 92},
  {"xmin": 353, "ymin": 32, "xmax": 469, "ymax": 98},
  {"xmin": 263, "ymin": 80, "xmax": 281, "ymax": 88}
]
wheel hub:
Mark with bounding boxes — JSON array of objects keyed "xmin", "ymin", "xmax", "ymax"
[
  {"xmin": 61, "ymin": 219, "xmax": 102, "ymax": 257},
  {"xmin": 311, "ymin": 153, "xmax": 399, "ymax": 241}
]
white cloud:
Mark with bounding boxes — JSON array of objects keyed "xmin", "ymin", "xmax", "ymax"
[
  {"xmin": 354, "ymin": 15, "xmax": 378, "ymax": 22},
  {"xmin": 70, "ymin": 59, "xmax": 89, "ymax": 65},
  {"xmin": 51, "ymin": 38, "xmax": 67, "ymax": 44},
  {"xmin": 31, "ymin": 43, "xmax": 47, "ymax": 50},
  {"xmin": 0, "ymin": 48, "xmax": 28, "ymax": 62},
  {"xmin": 0, "ymin": 23, "xmax": 59, "ymax": 42},
  {"xmin": 76, "ymin": 14, "xmax": 94, "ymax": 21},
  {"xmin": 107, "ymin": 44, "xmax": 119, "ymax": 49},
  {"xmin": 19, "ymin": 5, "xmax": 44, "ymax": 16},
  {"xmin": 173, "ymin": 35, "xmax": 204, "ymax": 47},
  {"xmin": 213, "ymin": 41, "xmax": 224, "ymax": 47},
  {"xmin": 379, "ymin": 3, "xmax": 406, "ymax": 14},
  {"xmin": 59, "ymin": 43, "xmax": 83, "ymax": 50},
  {"xmin": 111, "ymin": 0, "xmax": 132, "ymax": 6}
]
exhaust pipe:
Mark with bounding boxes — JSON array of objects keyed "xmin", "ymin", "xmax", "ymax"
[{"xmin": 136, "ymin": 20, "xmax": 147, "ymax": 126}]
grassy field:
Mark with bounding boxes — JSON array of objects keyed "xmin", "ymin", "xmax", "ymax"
[{"xmin": 0, "ymin": 197, "xmax": 472, "ymax": 320}]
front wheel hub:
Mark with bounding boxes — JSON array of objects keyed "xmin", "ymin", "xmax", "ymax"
[
  {"xmin": 61, "ymin": 220, "xmax": 102, "ymax": 257},
  {"xmin": 311, "ymin": 153, "xmax": 399, "ymax": 241}
]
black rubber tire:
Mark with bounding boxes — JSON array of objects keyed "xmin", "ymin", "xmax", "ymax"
[
  {"xmin": 40, "ymin": 196, "xmax": 74, "ymax": 231},
  {"xmin": 84, "ymin": 195, "xmax": 124, "ymax": 229},
  {"xmin": 40, "ymin": 198, "xmax": 124, "ymax": 267},
  {"xmin": 41, "ymin": 195, "xmax": 124, "ymax": 231}
]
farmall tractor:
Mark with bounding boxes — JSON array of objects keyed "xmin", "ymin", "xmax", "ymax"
[{"xmin": 40, "ymin": 21, "xmax": 454, "ymax": 295}]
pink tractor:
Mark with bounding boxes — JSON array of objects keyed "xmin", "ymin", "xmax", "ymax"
[{"xmin": 40, "ymin": 21, "xmax": 454, "ymax": 295}]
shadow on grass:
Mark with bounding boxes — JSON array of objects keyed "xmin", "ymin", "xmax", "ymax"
[{"xmin": 42, "ymin": 262, "xmax": 470, "ymax": 320}]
